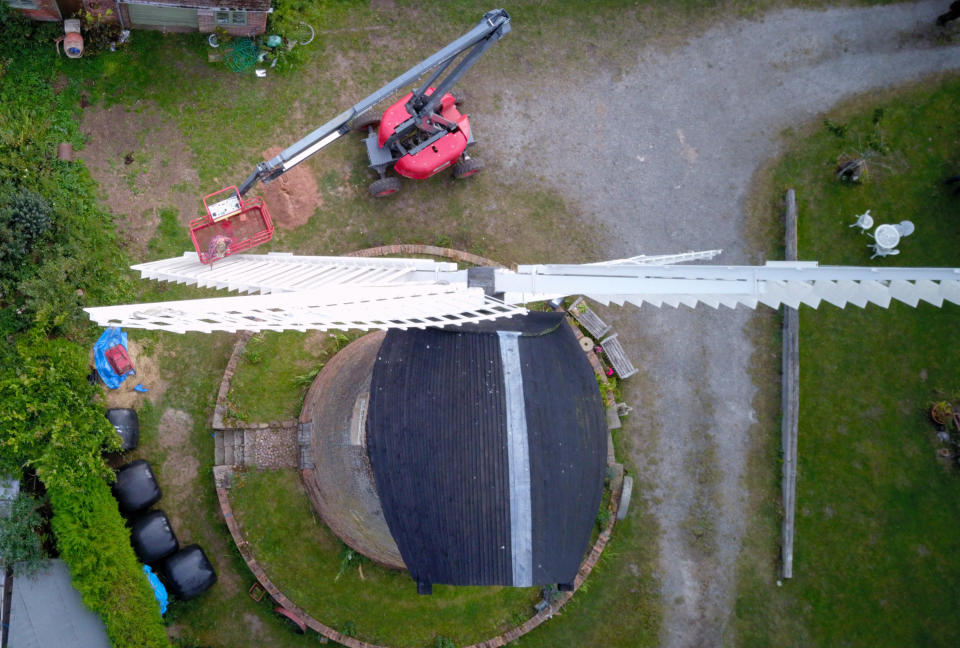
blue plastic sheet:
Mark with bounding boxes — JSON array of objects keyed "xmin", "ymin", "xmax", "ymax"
[
  {"xmin": 93, "ymin": 327, "xmax": 134, "ymax": 389},
  {"xmin": 134, "ymin": 384, "xmax": 149, "ymax": 393},
  {"xmin": 143, "ymin": 564, "xmax": 169, "ymax": 615}
]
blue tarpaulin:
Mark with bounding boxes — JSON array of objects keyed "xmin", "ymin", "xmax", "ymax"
[
  {"xmin": 93, "ymin": 327, "xmax": 134, "ymax": 389},
  {"xmin": 143, "ymin": 565, "xmax": 169, "ymax": 615}
]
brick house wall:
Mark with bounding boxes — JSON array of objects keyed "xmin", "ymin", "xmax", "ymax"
[
  {"xmin": 10, "ymin": 0, "xmax": 62, "ymax": 22},
  {"xmin": 197, "ymin": 6, "xmax": 267, "ymax": 36},
  {"xmin": 82, "ymin": 0, "xmax": 118, "ymax": 23},
  {"xmin": 81, "ymin": 1, "xmax": 270, "ymax": 34}
]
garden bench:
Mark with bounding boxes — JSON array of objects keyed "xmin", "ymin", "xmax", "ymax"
[
  {"xmin": 568, "ymin": 297, "xmax": 611, "ymax": 339},
  {"xmin": 600, "ymin": 333, "xmax": 638, "ymax": 379}
]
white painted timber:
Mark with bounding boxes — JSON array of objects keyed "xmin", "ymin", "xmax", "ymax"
[
  {"xmin": 587, "ymin": 249, "xmax": 723, "ymax": 266},
  {"xmin": 500, "ymin": 261, "xmax": 960, "ymax": 311},
  {"xmin": 84, "ymin": 254, "xmax": 960, "ymax": 333},
  {"xmin": 131, "ymin": 252, "xmax": 461, "ymax": 294},
  {"xmin": 86, "ymin": 284, "xmax": 526, "ymax": 334}
]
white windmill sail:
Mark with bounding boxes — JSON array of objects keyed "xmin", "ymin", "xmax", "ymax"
[
  {"xmin": 87, "ymin": 283, "xmax": 525, "ymax": 334},
  {"xmin": 85, "ymin": 254, "xmax": 960, "ymax": 333},
  {"xmin": 498, "ymin": 260, "xmax": 960, "ymax": 310},
  {"xmin": 130, "ymin": 251, "xmax": 458, "ymax": 294}
]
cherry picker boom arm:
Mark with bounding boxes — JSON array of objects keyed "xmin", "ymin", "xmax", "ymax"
[{"xmin": 237, "ymin": 8, "xmax": 511, "ymax": 196}]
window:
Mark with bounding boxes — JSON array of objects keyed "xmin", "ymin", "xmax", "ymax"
[
  {"xmin": 215, "ymin": 10, "xmax": 247, "ymax": 26},
  {"xmin": 6, "ymin": 0, "xmax": 39, "ymax": 9}
]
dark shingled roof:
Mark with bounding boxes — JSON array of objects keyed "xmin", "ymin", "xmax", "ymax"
[{"xmin": 366, "ymin": 312, "xmax": 607, "ymax": 589}]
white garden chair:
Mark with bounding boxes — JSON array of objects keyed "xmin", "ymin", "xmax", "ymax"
[
  {"xmin": 849, "ymin": 210, "xmax": 873, "ymax": 232},
  {"xmin": 869, "ymin": 243, "xmax": 900, "ymax": 260},
  {"xmin": 894, "ymin": 220, "xmax": 915, "ymax": 238}
]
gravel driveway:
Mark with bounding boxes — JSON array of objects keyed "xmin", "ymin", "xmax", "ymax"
[{"xmin": 484, "ymin": 2, "xmax": 960, "ymax": 646}]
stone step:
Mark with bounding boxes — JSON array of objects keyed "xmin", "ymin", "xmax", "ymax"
[
  {"xmin": 245, "ymin": 429, "xmax": 255, "ymax": 467},
  {"xmin": 235, "ymin": 429, "xmax": 247, "ymax": 466},
  {"xmin": 223, "ymin": 430, "xmax": 235, "ymax": 466},
  {"xmin": 214, "ymin": 431, "xmax": 225, "ymax": 465}
]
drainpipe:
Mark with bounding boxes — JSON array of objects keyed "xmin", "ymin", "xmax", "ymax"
[{"xmin": 115, "ymin": 0, "xmax": 126, "ymax": 29}]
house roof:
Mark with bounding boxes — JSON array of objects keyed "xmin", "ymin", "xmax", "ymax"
[
  {"xmin": 8, "ymin": 560, "xmax": 110, "ymax": 648},
  {"xmin": 366, "ymin": 312, "xmax": 607, "ymax": 589}
]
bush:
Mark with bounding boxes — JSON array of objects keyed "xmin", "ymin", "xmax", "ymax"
[
  {"xmin": 0, "ymin": 491, "xmax": 48, "ymax": 576},
  {"xmin": 0, "ymin": 189, "xmax": 53, "ymax": 276},
  {"xmin": 51, "ymin": 475, "xmax": 169, "ymax": 648},
  {"xmin": 0, "ymin": 331, "xmax": 169, "ymax": 647},
  {"xmin": 0, "ymin": 5, "xmax": 163, "ymax": 646}
]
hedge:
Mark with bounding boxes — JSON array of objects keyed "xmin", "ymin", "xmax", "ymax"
[
  {"xmin": 0, "ymin": 333, "xmax": 170, "ymax": 648},
  {"xmin": 0, "ymin": 6, "xmax": 169, "ymax": 646}
]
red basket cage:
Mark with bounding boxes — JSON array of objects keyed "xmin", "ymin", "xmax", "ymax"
[{"xmin": 190, "ymin": 186, "xmax": 274, "ymax": 264}]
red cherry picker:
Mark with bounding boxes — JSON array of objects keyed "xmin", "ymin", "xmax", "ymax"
[{"xmin": 190, "ymin": 9, "xmax": 511, "ymax": 264}]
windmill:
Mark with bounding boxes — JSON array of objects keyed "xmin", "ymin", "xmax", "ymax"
[{"xmin": 84, "ymin": 250, "xmax": 960, "ymax": 592}]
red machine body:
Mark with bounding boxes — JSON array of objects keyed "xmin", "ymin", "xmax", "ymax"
[{"xmin": 377, "ymin": 90, "xmax": 470, "ymax": 180}]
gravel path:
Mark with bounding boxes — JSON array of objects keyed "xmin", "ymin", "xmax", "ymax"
[{"xmin": 485, "ymin": 3, "xmax": 960, "ymax": 646}]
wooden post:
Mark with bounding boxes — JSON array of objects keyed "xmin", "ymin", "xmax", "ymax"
[{"xmin": 781, "ymin": 189, "xmax": 800, "ymax": 579}]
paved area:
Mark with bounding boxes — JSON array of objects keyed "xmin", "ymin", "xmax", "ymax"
[{"xmin": 484, "ymin": 3, "xmax": 960, "ymax": 646}]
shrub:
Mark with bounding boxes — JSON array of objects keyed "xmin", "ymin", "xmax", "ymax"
[
  {"xmin": 0, "ymin": 7, "xmax": 163, "ymax": 645},
  {"xmin": 435, "ymin": 636, "xmax": 457, "ymax": 648},
  {"xmin": 0, "ymin": 331, "xmax": 169, "ymax": 647},
  {"xmin": 0, "ymin": 189, "xmax": 53, "ymax": 284},
  {"xmin": 50, "ymin": 475, "xmax": 169, "ymax": 647},
  {"xmin": 0, "ymin": 491, "xmax": 48, "ymax": 576}
]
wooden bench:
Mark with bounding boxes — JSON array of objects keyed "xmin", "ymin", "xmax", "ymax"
[
  {"xmin": 600, "ymin": 333, "xmax": 638, "ymax": 379},
  {"xmin": 568, "ymin": 297, "xmax": 611, "ymax": 339}
]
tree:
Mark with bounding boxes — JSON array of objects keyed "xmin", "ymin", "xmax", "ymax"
[
  {"xmin": 0, "ymin": 189, "xmax": 53, "ymax": 268},
  {"xmin": 0, "ymin": 491, "xmax": 48, "ymax": 576}
]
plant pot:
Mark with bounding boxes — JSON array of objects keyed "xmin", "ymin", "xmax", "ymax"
[{"xmin": 931, "ymin": 403, "xmax": 953, "ymax": 425}]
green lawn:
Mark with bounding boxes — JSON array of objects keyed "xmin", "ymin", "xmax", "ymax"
[
  {"xmin": 227, "ymin": 331, "xmax": 351, "ymax": 423},
  {"xmin": 231, "ymin": 468, "xmax": 539, "ymax": 647},
  {"xmin": 734, "ymin": 76, "xmax": 960, "ymax": 647},
  {"xmin": 32, "ymin": 2, "xmax": 928, "ymax": 646}
]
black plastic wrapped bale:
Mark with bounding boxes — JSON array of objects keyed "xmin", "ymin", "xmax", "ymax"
[
  {"xmin": 130, "ymin": 510, "xmax": 179, "ymax": 564},
  {"xmin": 111, "ymin": 459, "xmax": 162, "ymax": 516},
  {"xmin": 105, "ymin": 408, "xmax": 140, "ymax": 451},
  {"xmin": 159, "ymin": 545, "xmax": 217, "ymax": 601}
]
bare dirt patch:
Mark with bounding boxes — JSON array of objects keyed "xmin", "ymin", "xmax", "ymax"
[
  {"xmin": 101, "ymin": 339, "xmax": 169, "ymax": 409},
  {"xmin": 243, "ymin": 613, "xmax": 265, "ymax": 639},
  {"xmin": 155, "ymin": 407, "xmax": 242, "ymax": 597},
  {"xmin": 255, "ymin": 147, "xmax": 321, "ymax": 230},
  {"xmin": 78, "ymin": 102, "xmax": 200, "ymax": 255},
  {"xmin": 157, "ymin": 408, "xmax": 199, "ymax": 539},
  {"xmin": 303, "ymin": 330, "xmax": 334, "ymax": 355}
]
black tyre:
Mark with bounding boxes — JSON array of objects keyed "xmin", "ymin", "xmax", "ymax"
[
  {"xmin": 369, "ymin": 176, "xmax": 402, "ymax": 198},
  {"xmin": 452, "ymin": 157, "xmax": 483, "ymax": 179},
  {"xmin": 353, "ymin": 113, "xmax": 381, "ymax": 132}
]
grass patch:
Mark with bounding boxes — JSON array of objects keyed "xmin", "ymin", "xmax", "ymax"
[
  {"xmin": 53, "ymin": 3, "xmax": 925, "ymax": 646},
  {"xmin": 231, "ymin": 468, "xmax": 538, "ymax": 647},
  {"xmin": 511, "ymin": 483, "xmax": 661, "ymax": 648},
  {"xmin": 733, "ymin": 75, "xmax": 960, "ymax": 647},
  {"xmin": 227, "ymin": 331, "xmax": 352, "ymax": 422},
  {"xmin": 122, "ymin": 331, "xmax": 334, "ymax": 648}
]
